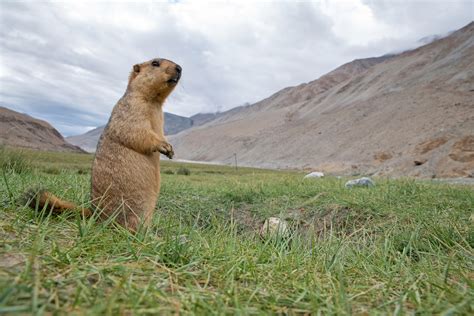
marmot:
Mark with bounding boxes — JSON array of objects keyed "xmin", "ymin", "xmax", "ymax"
[{"xmin": 27, "ymin": 58, "xmax": 182, "ymax": 232}]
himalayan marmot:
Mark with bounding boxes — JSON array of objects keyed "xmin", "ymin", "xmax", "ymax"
[{"xmin": 27, "ymin": 58, "xmax": 182, "ymax": 232}]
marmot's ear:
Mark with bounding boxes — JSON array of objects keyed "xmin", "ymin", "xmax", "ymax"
[{"xmin": 128, "ymin": 64, "xmax": 141, "ymax": 84}]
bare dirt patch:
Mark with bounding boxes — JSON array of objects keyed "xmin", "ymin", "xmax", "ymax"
[
  {"xmin": 449, "ymin": 136, "xmax": 474, "ymax": 162},
  {"xmin": 231, "ymin": 206, "xmax": 262, "ymax": 232},
  {"xmin": 374, "ymin": 152, "xmax": 393, "ymax": 163},
  {"xmin": 0, "ymin": 253, "xmax": 25, "ymax": 274},
  {"xmin": 229, "ymin": 200, "xmax": 377, "ymax": 240},
  {"xmin": 416, "ymin": 138, "xmax": 448, "ymax": 154},
  {"xmin": 290, "ymin": 204, "xmax": 374, "ymax": 238},
  {"xmin": 231, "ymin": 202, "xmax": 373, "ymax": 238}
]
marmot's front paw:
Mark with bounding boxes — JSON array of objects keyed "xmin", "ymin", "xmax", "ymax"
[{"xmin": 155, "ymin": 141, "xmax": 174, "ymax": 159}]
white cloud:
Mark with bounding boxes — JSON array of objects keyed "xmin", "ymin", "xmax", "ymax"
[
  {"xmin": 320, "ymin": 0, "xmax": 393, "ymax": 45},
  {"xmin": 0, "ymin": 0, "xmax": 471, "ymax": 136}
]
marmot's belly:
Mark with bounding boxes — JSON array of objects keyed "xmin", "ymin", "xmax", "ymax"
[{"xmin": 91, "ymin": 142, "xmax": 160, "ymax": 212}]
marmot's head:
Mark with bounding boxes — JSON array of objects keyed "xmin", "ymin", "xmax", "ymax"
[{"xmin": 127, "ymin": 58, "xmax": 182, "ymax": 102}]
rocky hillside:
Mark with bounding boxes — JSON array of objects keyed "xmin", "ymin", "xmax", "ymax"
[
  {"xmin": 0, "ymin": 106, "xmax": 85, "ymax": 153},
  {"xmin": 65, "ymin": 126, "xmax": 103, "ymax": 153},
  {"xmin": 170, "ymin": 22, "xmax": 474, "ymax": 178},
  {"xmin": 189, "ymin": 104, "xmax": 250, "ymax": 127},
  {"xmin": 190, "ymin": 113, "xmax": 220, "ymax": 127},
  {"xmin": 164, "ymin": 112, "xmax": 193, "ymax": 134},
  {"xmin": 67, "ymin": 112, "xmax": 193, "ymax": 152}
]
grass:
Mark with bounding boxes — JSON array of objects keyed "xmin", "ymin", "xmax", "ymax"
[{"xmin": 0, "ymin": 147, "xmax": 473, "ymax": 314}]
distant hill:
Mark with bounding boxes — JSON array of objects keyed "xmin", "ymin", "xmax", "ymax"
[
  {"xmin": 67, "ymin": 112, "xmax": 193, "ymax": 152},
  {"xmin": 166, "ymin": 112, "xmax": 194, "ymax": 134},
  {"xmin": 190, "ymin": 104, "xmax": 250, "ymax": 127},
  {"xmin": 190, "ymin": 113, "xmax": 220, "ymax": 126},
  {"xmin": 65, "ymin": 126, "xmax": 103, "ymax": 153},
  {"xmin": 170, "ymin": 22, "xmax": 474, "ymax": 178},
  {"xmin": 0, "ymin": 106, "xmax": 85, "ymax": 153}
]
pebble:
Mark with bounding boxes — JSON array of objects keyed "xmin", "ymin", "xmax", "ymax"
[
  {"xmin": 304, "ymin": 171, "xmax": 324, "ymax": 179},
  {"xmin": 345, "ymin": 177, "xmax": 375, "ymax": 188},
  {"xmin": 259, "ymin": 217, "xmax": 289, "ymax": 239}
]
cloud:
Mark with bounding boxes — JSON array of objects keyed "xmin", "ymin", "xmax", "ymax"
[
  {"xmin": 363, "ymin": 0, "xmax": 473, "ymax": 36},
  {"xmin": 0, "ymin": 0, "xmax": 472, "ymax": 136}
]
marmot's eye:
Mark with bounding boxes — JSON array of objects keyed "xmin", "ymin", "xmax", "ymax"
[{"xmin": 151, "ymin": 60, "xmax": 160, "ymax": 67}]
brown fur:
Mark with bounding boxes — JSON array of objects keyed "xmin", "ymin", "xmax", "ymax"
[
  {"xmin": 27, "ymin": 58, "xmax": 181, "ymax": 232},
  {"xmin": 24, "ymin": 188, "xmax": 92, "ymax": 217}
]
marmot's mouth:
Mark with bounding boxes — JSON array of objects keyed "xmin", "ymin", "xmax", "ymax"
[{"xmin": 167, "ymin": 73, "xmax": 181, "ymax": 84}]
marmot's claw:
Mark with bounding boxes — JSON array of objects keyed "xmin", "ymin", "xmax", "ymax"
[
  {"xmin": 157, "ymin": 142, "xmax": 174, "ymax": 159},
  {"xmin": 166, "ymin": 148, "xmax": 174, "ymax": 159}
]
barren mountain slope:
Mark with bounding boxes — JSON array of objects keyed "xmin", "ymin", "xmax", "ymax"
[
  {"xmin": 65, "ymin": 126, "xmax": 103, "ymax": 153},
  {"xmin": 171, "ymin": 22, "xmax": 474, "ymax": 178},
  {"xmin": 0, "ymin": 106, "xmax": 85, "ymax": 153},
  {"xmin": 190, "ymin": 104, "xmax": 249, "ymax": 127},
  {"xmin": 67, "ymin": 112, "xmax": 193, "ymax": 152},
  {"xmin": 190, "ymin": 113, "xmax": 220, "ymax": 126}
]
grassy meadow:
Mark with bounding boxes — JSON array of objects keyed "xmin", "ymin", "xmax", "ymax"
[{"xmin": 0, "ymin": 147, "xmax": 473, "ymax": 314}]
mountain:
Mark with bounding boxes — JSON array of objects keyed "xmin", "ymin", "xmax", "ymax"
[
  {"xmin": 190, "ymin": 113, "xmax": 220, "ymax": 126},
  {"xmin": 0, "ymin": 106, "xmax": 85, "ymax": 153},
  {"xmin": 67, "ymin": 112, "xmax": 193, "ymax": 152},
  {"xmin": 190, "ymin": 104, "xmax": 251, "ymax": 127},
  {"xmin": 166, "ymin": 112, "xmax": 194, "ymax": 134},
  {"xmin": 65, "ymin": 126, "xmax": 103, "ymax": 153},
  {"xmin": 170, "ymin": 22, "xmax": 474, "ymax": 178}
]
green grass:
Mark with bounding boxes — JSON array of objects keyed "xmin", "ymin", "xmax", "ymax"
[{"xmin": 0, "ymin": 147, "xmax": 473, "ymax": 314}]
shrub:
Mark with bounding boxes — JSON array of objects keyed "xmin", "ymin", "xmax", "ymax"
[
  {"xmin": 43, "ymin": 167, "xmax": 61, "ymax": 174},
  {"xmin": 176, "ymin": 167, "xmax": 191, "ymax": 176},
  {"xmin": 162, "ymin": 169, "xmax": 175, "ymax": 175}
]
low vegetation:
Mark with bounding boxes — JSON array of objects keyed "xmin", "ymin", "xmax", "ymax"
[
  {"xmin": 0, "ymin": 148, "xmax": 472, "ymax": 314},
  {"xmin": 176, "ymin": 166, "xmax": 191, "ymax": 176},
  {"xmin": 0, "ymin": 146, "xmax": 32, "ymax": 174}
]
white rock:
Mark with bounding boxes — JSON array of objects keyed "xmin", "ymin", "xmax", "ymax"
[
  {"xmin": 259, "ymin": 217, "xmax": 289, "ymax": 239},
  {"xmin": 304, "ymin": 171, "xmax": 324, "ymax": 179},
  {"xmin": 345, "ymin": 177, "xmax": 375, "ymax": 188}
]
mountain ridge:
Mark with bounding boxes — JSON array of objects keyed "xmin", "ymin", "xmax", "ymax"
[
  {"xmin": 170, "ymin": 22, "xmax": 474, "ymax": 178},
  {"xmin": 67, "ymin": 112, "xmax": 194, "ymax": 152},
  {"xmin": 0, "ymin": 106, "xmax": 85, "ymax": 153}
]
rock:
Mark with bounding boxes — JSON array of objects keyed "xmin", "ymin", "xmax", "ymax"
[
  {"xmin": 304, "ymin": 171, "xmax": 324, "ymax": 179},
  {"xmin": 345, "ymin": 177, "xmax": 375, "ymax": 188},
  {"xmin": 259, "ymin": 217, "xmax": 289, "ymax": 239}
]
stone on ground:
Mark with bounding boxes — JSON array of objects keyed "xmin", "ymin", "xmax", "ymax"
[
  {"xmin": 304, "ymin": 171, "xmax": 324, "ymax": 179},
  {"xmin": 259, "ymin": 217, "xmax": 289, "ymax": 239},
  {"xmin": 345, "ymin": 177, "xmax": 375, "ymax": 188}
]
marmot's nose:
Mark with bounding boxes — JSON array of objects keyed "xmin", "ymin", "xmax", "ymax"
[{"xmin": 175, "ymin": 65, "xmax": 182, "ymax": 74}]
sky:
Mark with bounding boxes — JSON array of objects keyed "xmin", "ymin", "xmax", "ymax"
[{"xmin": 0, "ymin": 0, "xmax": 472, "ymax": 136}]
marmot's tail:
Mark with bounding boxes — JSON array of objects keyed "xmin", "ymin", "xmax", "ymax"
[{"xmin": 24, "ymin": 188, "xmax": 92, "ymax": 217}]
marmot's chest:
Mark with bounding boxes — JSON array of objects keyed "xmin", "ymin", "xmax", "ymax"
[{"xmin": 149, "ymin": 111, "xmax": 163, "ymax": 134}]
